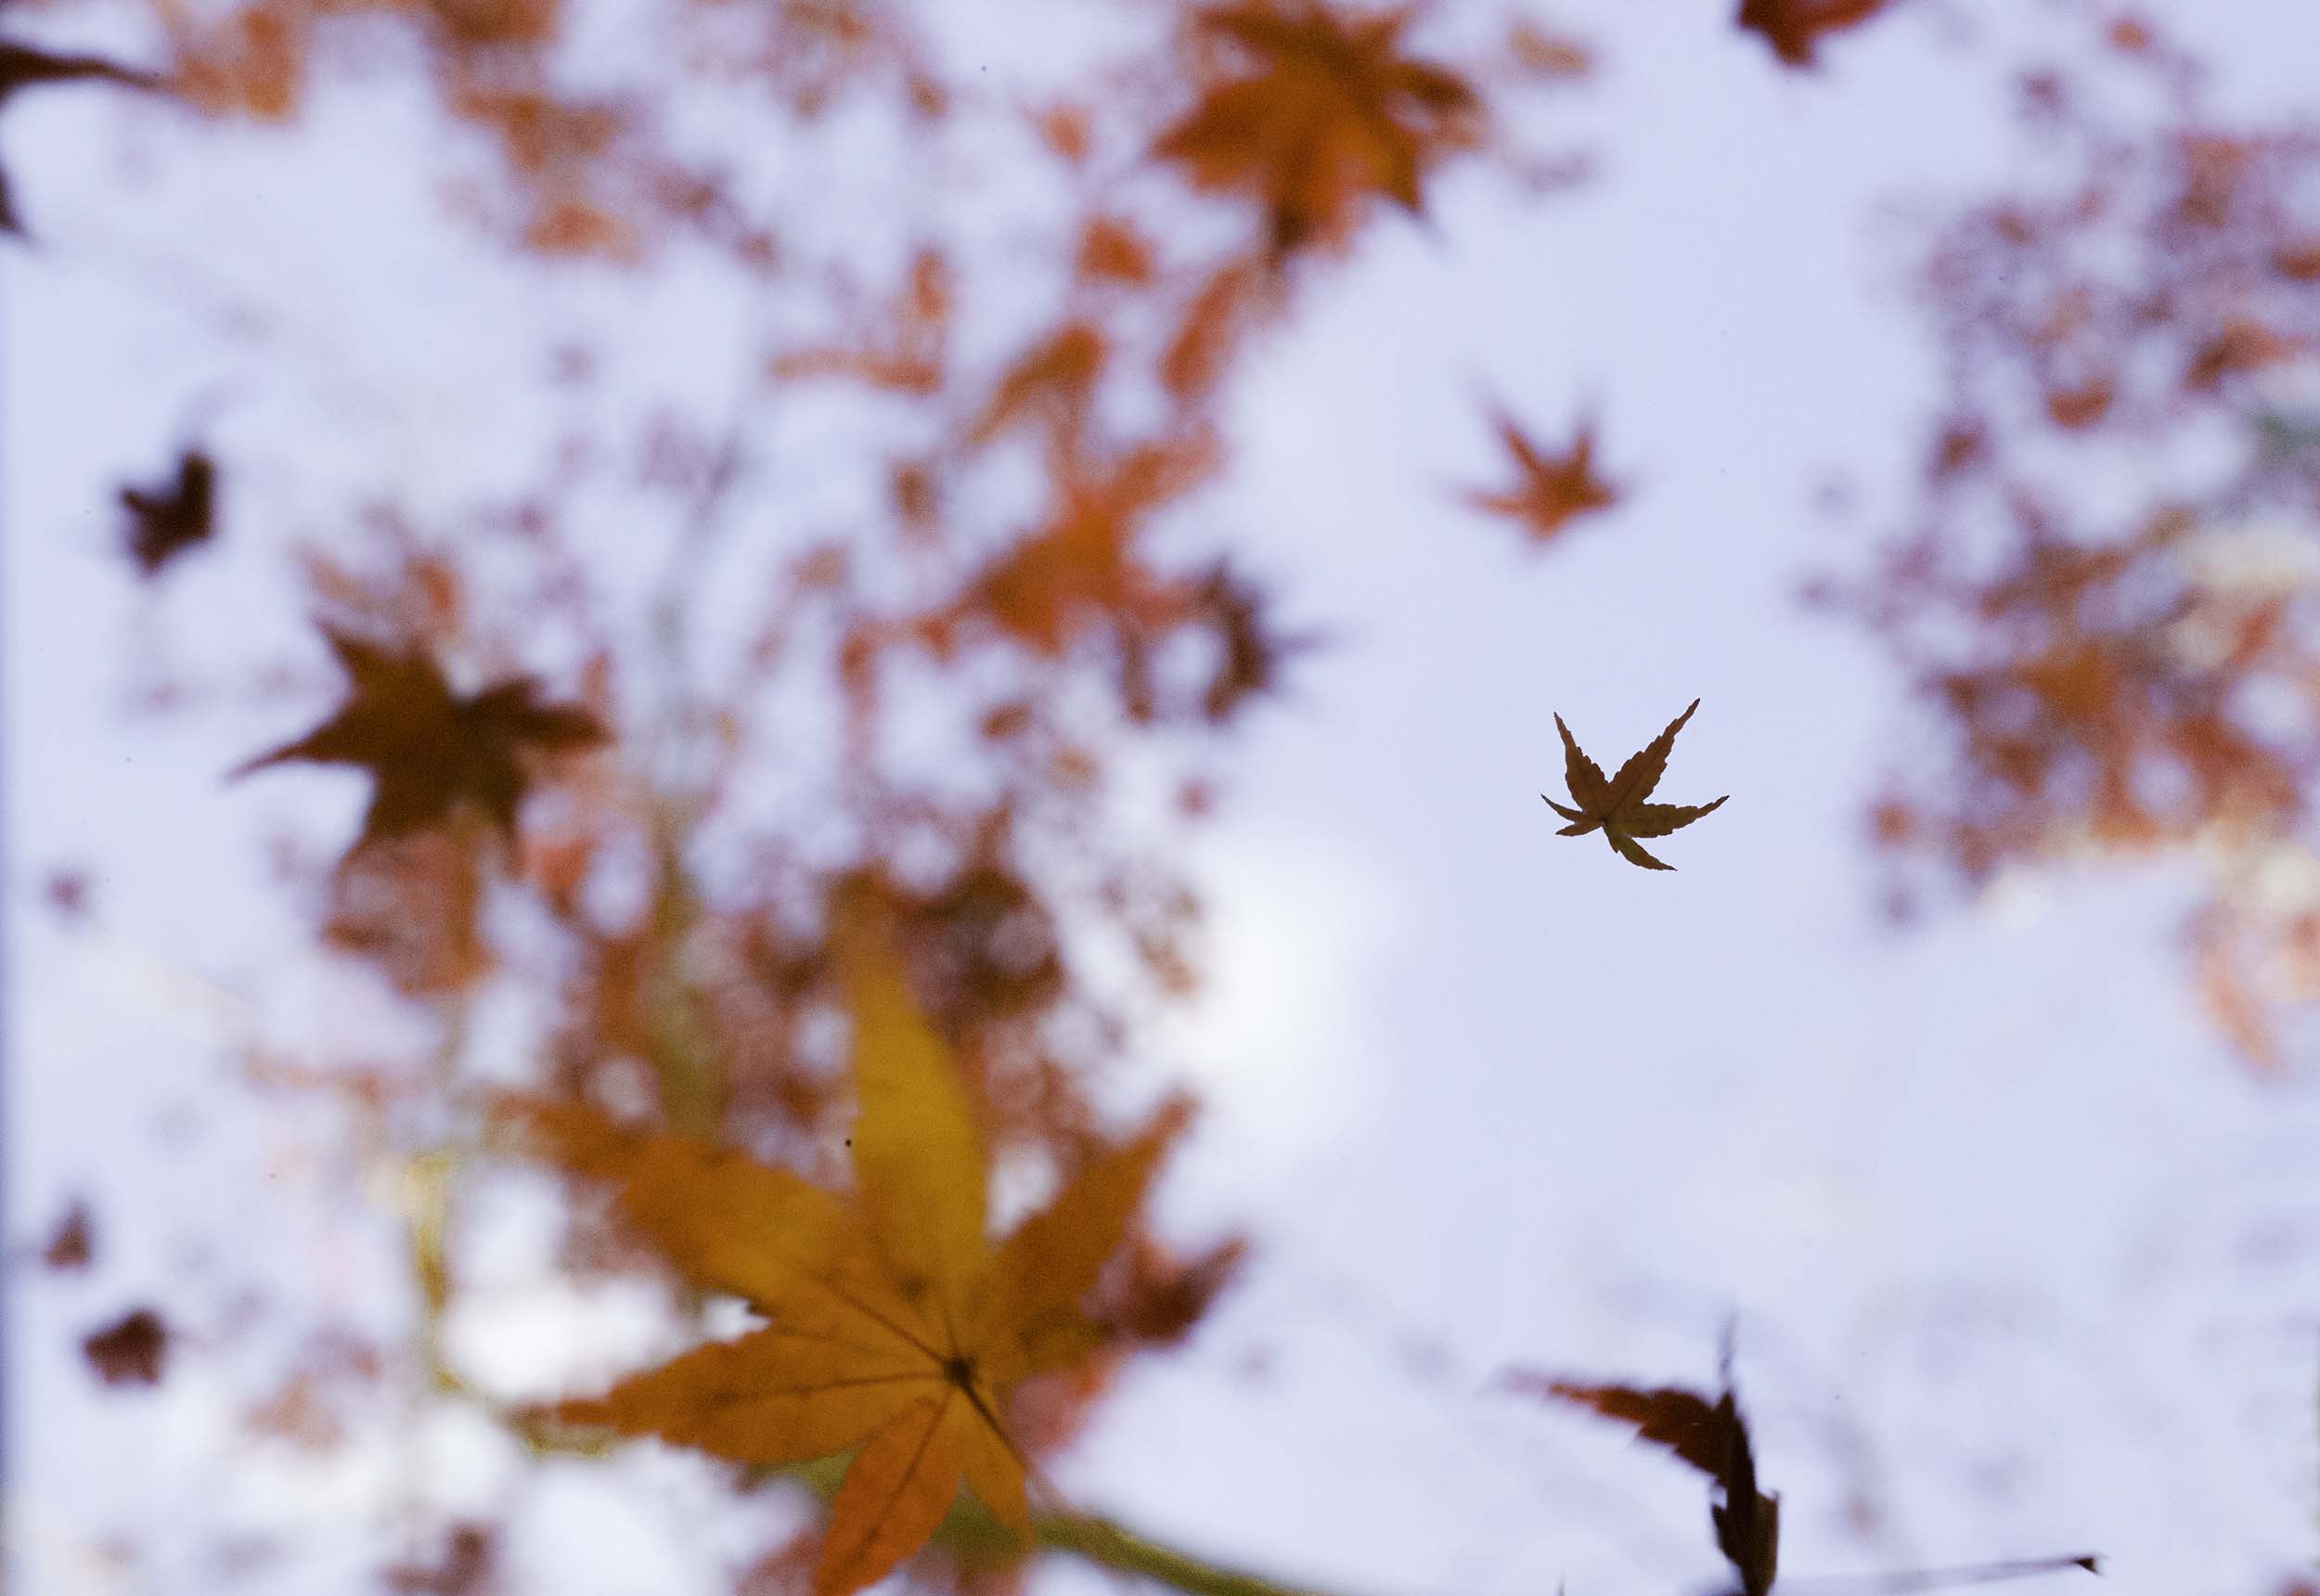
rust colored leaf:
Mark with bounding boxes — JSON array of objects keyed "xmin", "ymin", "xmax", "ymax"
[
  {"xmin": 1512, "ymin": 1353, "xmax": 2101, "ymax": 1595},
  {"xmin": 1074, "ymin": 215, "xmax": 1155, "ymax": 285},
  {"xmin": 2043, "ymin": 377, "xmax": 2115, "ymax": 429},
  {"xmin": 83, "ymin": 1306, "xmax": 169, "ymax": 1387},
  {"xmin": 1463, "ymin": 407, "xmax": 1620, "ymax": 546},
  {"xmin": 967, "ymin": 322, "xmax": 1107, "ymax": 448},
  {"xmin": 1544, "ymin": 698, "xmax": 1728, "ymax": 870},
  {"xmin": 41, "ymin": 1200, "xmax": 93, "ymax": 1270},
  {"xmin": 517, "ymin": 940, "xmax": 1187, "ymax": 1596},
  {"xmin": 1505, "ymin": 19, "xmax": 1592, "ymax": 80},
  {"xmin": 1161, "ymin": 255, "xmax": 1276, "ymax": 402},
  {"xmin": 1734, "ymin": 0, "xmax": 1890, "ymax": 69},
  {"xmin": 2184, "ymin": 317, "xmax": 2292, "ymax": 391},
  {"xmin": 2272, "ymin": 237, "xmax": 2320, "ymax": 280},
  {"xmin": 1154, "ymin": 0, "xmax": 1482, "ymax": 257},
  {"xmin": 1505, "ymin": 1374, "xmax": 1734, "ymax": 1477},
  {"xmin": 1503, "ymin": 1352, "xmax": 1778, "ymax": 1596},
  {"xmin": 234, "ymin": 624, "xmax": 604, "ymax": 848}
]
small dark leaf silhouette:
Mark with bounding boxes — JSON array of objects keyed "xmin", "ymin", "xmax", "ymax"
[
  {"xmin": 1544, "ymin": 697, "xmax": 1728, "ymax": 869},
  {"xmin": 1735, "ymin": 0, "xmax": 1891, "ymax": 69},
  {"xmin": 1506, "ymin": 1338, "xmax": 2100, "ymax": 1596},
  {"xmin": 1191, "ymin": 560, "xmax": 1323, "ymax": 724},
  {"xmin": 1501, "ymin": 1374, "xmax": 1731, "ymax": 1474},
  {"xmin": 83, "ymin": 1306, "xmax": 169, "ymax": 1387},
  {"xmin": 121, "ymin": 448, "xmax": 218, "ymax": 576},
  {"xmin": 41, "ymin": 1200, "xmax": 94, "ymax": 1270},
  {"xmin": 1505, "ymin": 1349, "xmax": 1778, "ymax": 1596},
  {"xmin": 235, "ymin": 624, "xmax": 605, "ymax": 849}
]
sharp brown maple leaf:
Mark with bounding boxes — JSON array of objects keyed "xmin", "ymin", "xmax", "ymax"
[
  {"xmin": 1544, "ymin": 698, "xmax": 1727, "ymax": 870},
  {"xmin": 1464, "ymin": 407, "xmax": 1620, "ymax": 546},
  {"xmin": 1153, "ymin": 0, "xmax": 1482, "ymax": 258},
  {"xmin": 234, "ymin": 624, "xmax": 604, "ymax": 848},
  {"xmin": 515, "ymin": 944, "xmax": 1189, "ymax": 1596},
  {"xmin": 1734, "ymin": 0, "xmax": 1892, "ymax": 69},
  {"xmin": 1502, "ymin": 1340, "xmax": 2098, "ymax": 1596},
  {"xmin": 1502, "ymin": 1333, "xmax": 1777, "ymax": 1596},
  {"xmin": 120, "ymin": 447, "xmax": 217, "ymax": 576}
]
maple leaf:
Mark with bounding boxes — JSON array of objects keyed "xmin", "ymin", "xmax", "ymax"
[
  {"xmin": 234, "ymin": 624, "xmax": 604, "ymax": 848},
  {"xmin": 517, "ymin": 946, "xmax": 1189, "ymax": 1596},
  {"xmin": 1505, "ymin": 1342, "xmax": 2102, "ymax": 1596},
  {"xmin": 1544, "ymin": 698, "xmax": 1727, "ymax": 870},
  {"xmin": 1463, "ymin": 407, "xmax": 1619, "ymax": 546},
  {"xmin": 120, "ymin": 447, "xmax": 218, "ymax": 576},
  {"xmin": 1734, "ymin": 0, "xmax": 1891, "ymax": 69},
  {"xmin": 1154, "ymin": 0, "xmax": 1482, "ymax": 258},
  {"xmin": 1501, "ymin": 1332, "xmax": 1776, "ymax": 1596}
]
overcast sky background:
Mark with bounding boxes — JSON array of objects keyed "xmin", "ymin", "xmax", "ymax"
[{"xmin": 11, "ymin": 1, "xmax": 2320, "ymax": 1593}]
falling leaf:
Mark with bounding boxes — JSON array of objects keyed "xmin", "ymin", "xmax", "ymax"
[
  {"xmin": 83, "ymin": 1306, "xmax": 170, "ymax": 1387},
  {"xmin": 1544, "ymin": 698, "xmax": 1728, "ymax": 870},
  {"xmin": 1505, "ymin": 1339, "xmax": 2100, "ymax": 1596},
  {"xmin": 1154, "ymin": 0, "xmax": 1482, "ymax": 258},
  {"xmin": 1734, "ymin": 0, "xmax": 1890, "ymax": 69},
  {"xmin": 1502, "ymin": 1337, "xmax": 1778, "ymax": 1596},
  {"xmin": 120, "ymin": 447, "xmax": 218, "ymax": 577},
  {"xmin": 1463, "ymin": 407, "xmax": 1619, "ymax": 546},
  {"xmin": 515, "ymin": 942, "xmax": 1189, "ymax": 1596},
  {"xmin": 234, "ymin": 624, "xmax": 604, "ymax": 849}
]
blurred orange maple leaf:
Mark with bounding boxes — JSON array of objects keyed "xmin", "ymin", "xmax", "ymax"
[
  {"xmin": 1154, "ymin": 0, "xmax": 1481, "ymax": 258},
  {"xmin": 1734, "ymin": 0, "xmax": 1891, "ymax": 69},
  {"xmin": 1463, "ymin": 406, "xmax": 1619, "ymax": 545},
  {"xmin": 516, "ymin": 946, "xmax": 1187, "ymax": 1596},
  {"xmin": 1544, "ymin": 698, "xmax": 1728, "ymax": 870}
]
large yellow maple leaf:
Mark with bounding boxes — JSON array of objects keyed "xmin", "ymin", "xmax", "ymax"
[{"xmin": 516, "ymin": 954, "xmax": 1184, "ymax": 1596}]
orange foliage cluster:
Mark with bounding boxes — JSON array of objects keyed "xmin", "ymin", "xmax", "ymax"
[
  {"xmin": 77, "ymin": 2, "xmax": 1596, "ymax": 1586},
  {"xmin": 1829, "ymin": 19, "xmax": 2320, "ymax": 1065}
]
